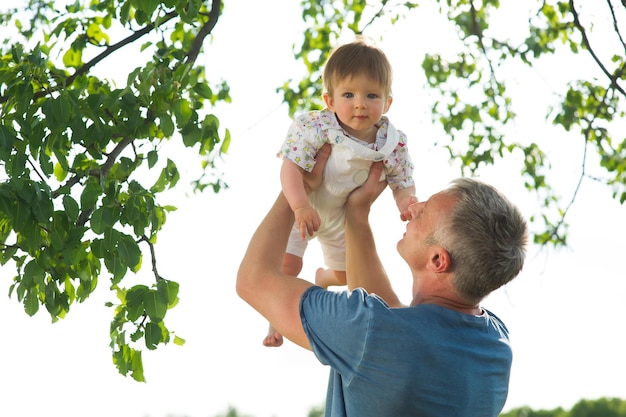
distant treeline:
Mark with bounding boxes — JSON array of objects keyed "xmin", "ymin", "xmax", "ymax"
[
  {"xmin": 207, "ymin": 398, "xmax": 626, "ymax": 417},
  {"xmin": 501, "ymin": 397, "xmax": 626, "ymax": 417}
]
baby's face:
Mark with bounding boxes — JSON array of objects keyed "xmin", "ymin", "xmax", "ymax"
[{"xmin": 324, "ymin": 74, "xmax": 391, "ymax": 142}]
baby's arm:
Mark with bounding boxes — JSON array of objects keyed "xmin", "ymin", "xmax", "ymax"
[
  {"xmin": 393, "ymin": 185, "xmax": 418, "ymax": 221},
  {"xmin": 280, "ymin": 159, "xmax": 321, "ymax": 239}
]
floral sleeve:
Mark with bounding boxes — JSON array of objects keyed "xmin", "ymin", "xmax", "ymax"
[
  {"xmin": 277, "ymin": 112, "xmax": 329, "ymax": 173},
  {"xmin": 384, "ymin": 130, "xmax": 415, "ymax": 190}
]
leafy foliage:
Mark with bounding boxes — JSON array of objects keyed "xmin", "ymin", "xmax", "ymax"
[{"xmin": 0, "ymin": 0, "xmax": 229, "ymax": 381}]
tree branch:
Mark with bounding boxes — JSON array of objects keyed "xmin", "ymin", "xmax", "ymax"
[
  {"xmin": 608, "ymin": 0, "xmax": 626, "ymax": 51},
  {"xmin": 66, "ymin": 11, "xmax": 178, "ymax": 87},
  {"xmin": 469, "ymin": 0, "xmax": 498, "ymax": 80},
  {"xmin": 140, "ymin": 235, "xmax": 164, "ymax": 282},
  {"xmin": 359, "ymin": 0, "xmax": 390, "ymax": 33},
  {"xmin": 0, "ymin": 11, "xmax": 179, "ymax": 105},
  {"xmin": 570, "ymin": 0, "xmax": 626, "ymax": 97},
  {"xmin": 74, "ymin": 136, "xmax": 133, "ymax": 227},
  {"xmin": 183, "ymin": 0, "xmax": 221, "ymax": 68}
]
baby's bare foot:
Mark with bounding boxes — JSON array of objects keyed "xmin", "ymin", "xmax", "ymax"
[
  {"xmin": 263, "ymin": 325, "xmax": 283, "ymax": 347},
  {"xmin": 316, "ymin": 268, "xmax": 347, "ymax": 288},
  {"xmin": 315, "ymin": 267, "xmax": 330, "ymax": 289}
]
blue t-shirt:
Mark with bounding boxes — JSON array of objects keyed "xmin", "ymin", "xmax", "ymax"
[{"xmin": 300, "ymin": 286, "xmax": 512, "ymax": 417}]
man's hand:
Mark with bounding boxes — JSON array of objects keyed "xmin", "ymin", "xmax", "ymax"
[
  {"xmin": 303, "ymin": 143, "xmax": 331, "ymax": 194},
  {"xmin": 346, "ymin": 161, "xmax": 387, "ymax": 214},
  {"xmin": 344, "ymin": 160, "xmax": 403, "ymax": 308}
]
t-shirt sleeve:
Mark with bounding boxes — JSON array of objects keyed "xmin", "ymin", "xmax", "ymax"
[
  {"xmin": 300, "ymin": 286, "xmax": 374, "ymax": 384},
  {"xmin": 384, "ymin": 130, "xmax": 415, "ymax": 190},
  {"xmin": 277, "ymin": 113, "xmax": 327, "ymax": 172}
]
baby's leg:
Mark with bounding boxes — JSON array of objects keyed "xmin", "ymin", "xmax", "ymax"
[
  {"xmin": 315, "ymin": 268, "xmax": 347, "ymax": 289},
  {"xmin": 281, "ymin": 252, "xmax": 303, "ymax": 277},
  {"xmin": 263, "ymin": 253, "xmax": 303, "ymax": 347}
]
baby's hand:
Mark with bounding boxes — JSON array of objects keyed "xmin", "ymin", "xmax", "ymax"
[
  {"xmin": 399, "ymin": 195, "xmax": 419, "ymax": 221},
  {"xmin": 294, "ymin": 206, "xmax": 321, "ymax": 240}
]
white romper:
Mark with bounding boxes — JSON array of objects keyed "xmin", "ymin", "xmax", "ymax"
[{"xmin": 277, "ymin": 109, "xmax": 414, "ymax": 271}]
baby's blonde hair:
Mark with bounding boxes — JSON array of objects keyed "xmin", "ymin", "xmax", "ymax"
[{"xmin": 322, "ymin": 37, "xmax": 393, "ymax": 98}]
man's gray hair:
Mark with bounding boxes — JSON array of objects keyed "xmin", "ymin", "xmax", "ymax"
[{"xmin": 431, "ymin": 178, "xmax": 528, "ymax": 304}]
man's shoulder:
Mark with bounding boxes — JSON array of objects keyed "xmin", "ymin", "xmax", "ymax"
[{"xmin": 300, "ymin": 287, "xmax": 388, "ymax": 315}]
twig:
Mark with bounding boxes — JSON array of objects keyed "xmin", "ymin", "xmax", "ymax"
[{"xmin": 139, "ymin": 235, "xmax": 163, "ymax": 282}]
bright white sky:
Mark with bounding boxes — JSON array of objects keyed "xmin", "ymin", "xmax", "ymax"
[{"xmin": 2, "ymin": 1, "xmax": 626, "ymax": 417}]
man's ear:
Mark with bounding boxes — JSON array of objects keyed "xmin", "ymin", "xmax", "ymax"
[
  {"xmin": 429, "ymin": 247, "xmax": 451, "ymax": 273},
  {"xmin": 323, "ymin": 92, "xmax": 334, "ymax": 110}
]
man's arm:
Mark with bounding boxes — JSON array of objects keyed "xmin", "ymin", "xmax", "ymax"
[
  {"xmin": 236, "ymin": 144, "xmax": 331, "ymax": 349},
  {"xmin": 236, "ymin": 192, "xmax": 313, "ymax": 349},
  {"xmin": 345, "ymin": 162, "xmax": 404, "ymax": 307}
]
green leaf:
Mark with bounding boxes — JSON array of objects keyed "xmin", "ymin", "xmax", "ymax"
[
  {"xmin": 220, "ymin": 128, "xmax": 231, "ymax": 154},
  {"xmin": 147, "ymin": 150, "xmax": 158, "ymax": 168},
  {"xmin": 54, "ymin": 162, "xmax": 68, "ymax": 181},
  {"xmin": 62, "ymin": 47, "xmax": 82, "ymax": 68},
  {"xmin": 106, "ymin": 253, "xmax": 127, "ymax": 284},
  {"xmin": 91, "ymin": 206, "xmax": 118, "ymax": 235},
  {"xmin": 181, "ymin": 123, "xmax": 202, "ymax": 147},
  {"xmin": 112, "ymin": 345, "xmax": 145, "ymax": 382},
  {"xmin": 24, "ymin": 260, "xmax": 45, "ymax": 288},
  {"xmin": 173, "ymin": 99, "xmax": 193, "ymax": 127},
  {"xmin": 50, "ymin": 211, "xmax": 70, "ymax": 250},
  {"xmin": 150, "ymin": 159, "xmax": 179, "ymax": 193},
  {"xmin": 144, "ymin": 321, "xmax": 162, "ymax": 350},
  {"xmin": 15, "ymin": 81, "xmax": 34, "ymax": 116},
  {"xmin": 52, "ymin": 95, "xmax": 73, "ymax": 126},
  {"xmin": 62, "ymin": 196, "xmax": 80, "ymax": 222},
  {"xmin": 8, "ymin": 151, "xmax": 27, "ymax": 178},
  {"xmin": 39, "ymin": 151, "xmax": 54, "ymax": 176},
  {"xmin": 117, "ymin": 233, "xmax": 141, "ymax": 270},
  {"xmin": 143, "ymin": 288, "xmax": 167, "ymax": 322},
  {"xmin": 13, "ymin": 196, "xmax": 33, "ymax": 231},
  {"xmin": 129, "ymin": 349, "xmax": 145, "ymax": 382},
  {"xmin": 1, "ymin": 245, "xmax": 18, "ymax": 266},
  {"xmin": 123, "ymin": 194, "xmax": 142, "ymax": 224},
  {"xmin": 80, "ymin": 178, "xmax": 102, "ymax": 210},
  {"xmin": 159, "ymin": 114, "xmax": 175, "ymax": 137},
  {"xmin": 119, "ymin": 0, "xmax": 131, "ymax": 25},
  {"xmin": 139, "ymin": 0, "xmax": 158, "ymax": 19},
  {"xmin": 126, "ymin": 285, "xmax": 148, "ymax": 321},
  {"xmin": 86, "ymin": 22, "xmax": 110, "ymax": 45},
  {"xmin": 193, "ymin": 83, "xmax": 213, "ymax": 99},
  {"xmin": 130, "ymin": 327, "xmax": 144, "ymax": 342},
  {"xmin": 30, "ymin": 184, "xmax": 53, "ymax": 223},
  {"xmin": 11, "ymin": 43, "xmax": 23, "ymax": 62},
  {"xmin": 24, "ymin": 290, "xmax": 39, "ymax": 316},
  {"xmin": 157, "ymin": 279, "xmax": 179, "ymax": 308},
  {"xmin": 0, "ymin": 125, "xmax": 16, "ymax": 162}
]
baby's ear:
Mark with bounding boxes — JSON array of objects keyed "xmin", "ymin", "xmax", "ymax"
[
  {"xmin": 384, "ymin": 95, "xmax": 393, "ymax": 113},
  {"xmin": 323, "ymin": 92, "xmax": 334, "ymax": 110}
]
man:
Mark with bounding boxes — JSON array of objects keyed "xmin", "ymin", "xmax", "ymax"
[{"xmin": 237, "ymin": 145, "xmax": 528, "ymax": 416}]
